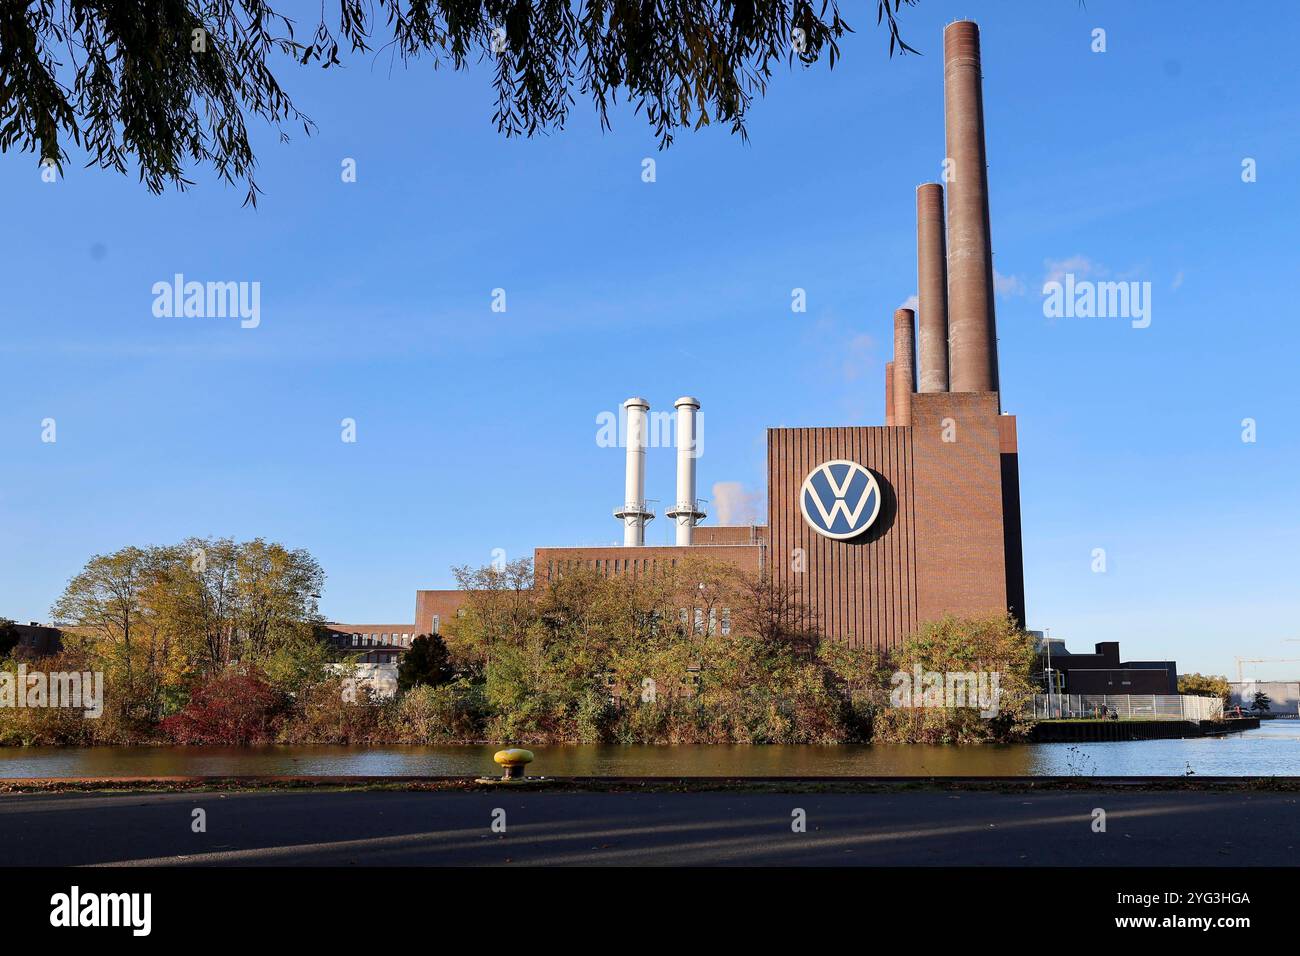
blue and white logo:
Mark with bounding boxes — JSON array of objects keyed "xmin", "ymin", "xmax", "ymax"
[{"xmin": 800, "ymin": 459, "xmax": 882, "ymax": 540}]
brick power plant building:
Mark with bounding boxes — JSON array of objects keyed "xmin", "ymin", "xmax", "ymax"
[{"xmin": 333, "ymin": 20, "xmax": 1029, "ymax": 661}]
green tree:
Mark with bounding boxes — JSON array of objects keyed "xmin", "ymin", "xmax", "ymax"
[
  {"xmin": 2, "ymin": 1, "xmax": 916, "ymax": 203},
  {"xmin": 1251, "ymin": 691, "xmax": 1271, "ymax": 714},
  {"xmin": 1178, "ymin": 672, "xmax": 1231, "ymax": 704},
  {"xmin": 397, "ymin": 633, "xmax": 456, "ymax": 692}
]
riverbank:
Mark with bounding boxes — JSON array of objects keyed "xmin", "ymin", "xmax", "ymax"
[
  {"xmin": 5, "ymin": 773, "xmax": 1300, "ymax": 794},
  {"xmin": 1029, "ymin": 716, "xmax": 1259, "ymax": 742}
]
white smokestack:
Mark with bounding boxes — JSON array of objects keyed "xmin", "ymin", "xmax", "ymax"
[
  {"xmin": 613, "ymin": 397, "xmax": 653, "ymax": 546},
  {"xmin": 665, "ymin": 396, "xmax": 705, "ymax": 546}
]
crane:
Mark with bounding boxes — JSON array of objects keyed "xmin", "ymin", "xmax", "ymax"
[{"xmin": 1235, "ymin": 657, "xmax": 1300, "ymax": 683}]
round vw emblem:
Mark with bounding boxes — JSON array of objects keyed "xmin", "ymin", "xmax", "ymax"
[{"xmin": 800, "ymin": 459, "xmax": 882, "ymax": 540}]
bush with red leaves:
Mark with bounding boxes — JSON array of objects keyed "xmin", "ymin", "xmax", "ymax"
[{"xmin": 160, "ymin": 672, "xmax": 285, "ymax": 746}]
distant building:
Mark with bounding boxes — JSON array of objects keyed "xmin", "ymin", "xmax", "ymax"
[
  {"xmin": 1037, "ymin": 638, "xmax": 1178, "ymax": 695},
  {"xmin": 1229, "ymin": 680, "xmax": 1299, "ymax": 716},
  {"xmin": 4, "ymin": 622, "xmax": 64, "ymax": 657},
  {"xmin": 320, "ymin": 589, "xmax": 467, "ymax": 664}
]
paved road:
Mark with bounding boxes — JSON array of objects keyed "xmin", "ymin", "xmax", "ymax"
[{"xmin": 1, "ymin": 789, "xmax": 1296, "ymax": 866}]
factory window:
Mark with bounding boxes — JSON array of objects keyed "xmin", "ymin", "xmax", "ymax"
[
  {"xmin": 708, "ymin": 608, "xmax": 717, "ymax": 635},
  {"xmin": 721, "ymin": 609, "xmax": 731, "ymax": 636},
  {"xmin": 351, "ymin": 634, "xmax": 359, "ymax": 647},
  {"xmin": 694, "ymin": 609, "xmax": 704, "ymax": 635},
  {"xmin": 623, "ymin": 559, "xmax": 629, "ymax": 573},
  {"xmin": 680, "ymin": 608, "xmax": 688, "ymax": 629},
  {"xmin": 432, "ymin": 615, "xmax": 441, "ymax": 634}
]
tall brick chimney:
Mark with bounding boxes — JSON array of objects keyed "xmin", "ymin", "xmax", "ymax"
[
  {"xmin": 892, "ymin": 308, "xmax": 917, "ymax": 426},
  {"xmin": 885, "ymin": 360, "xmax": 896, "ymax": 426},
  {"xmin": 943, "ymin": 20, "xmax": 1000, "ymax": 397},
  {"xmin": 916, "ymin": 183, "xmax": 950, "ymax": 393}
]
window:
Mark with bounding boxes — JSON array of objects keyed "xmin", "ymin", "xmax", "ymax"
[
  {"xmin": 708, "ymin": 608, "xmax": 717, "ymax": 635},
  {"xmin": 721, "ymin": 609, "xmax": 731, "ymax": 636},
  {"xmin": 432, "ymin": 615, "xmax": 441, "ymax": 634},
  {"xmin": 351, "ymin": 634, "xmax": 359, "ymax": 647},
  {"xmin": 694, "ymin": 608, "xmax": 704, "ymax": 635}
]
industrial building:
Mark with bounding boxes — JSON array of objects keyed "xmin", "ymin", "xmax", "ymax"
[
  {"xmin": 331, "ymin": 19, "xmax": 1030, "ymax": 656},
  {"xmin": 1036, "ymin": 637, "xmax": 1179, "ymax": 696}
]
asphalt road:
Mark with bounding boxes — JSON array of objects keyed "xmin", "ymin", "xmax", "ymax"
[{"xmin": 1, "ymin": 788, "xmax": 1296, "ymax": 866}]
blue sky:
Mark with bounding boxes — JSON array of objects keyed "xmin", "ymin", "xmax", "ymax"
[{"xmin": 3, "ymin": 0, "xmax": 1298, "ymax": 678}]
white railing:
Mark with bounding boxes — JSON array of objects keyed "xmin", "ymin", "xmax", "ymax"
[{"xmin": 1031, "ymin": 694, "xmax": 1223, "ymax": 722}]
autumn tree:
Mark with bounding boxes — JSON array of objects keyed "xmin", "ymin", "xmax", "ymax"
[
  {"xmin": 1178, "ymin": 672, "xmax": 1232, "ymax": 704},
  {"xmin": 50, "ymin": 546, "xmax": 171, "ymax": 723}
]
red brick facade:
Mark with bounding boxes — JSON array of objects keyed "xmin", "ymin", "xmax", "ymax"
[{"xmin": 767, "ymin": 391, "xmax": 1024, "ymax": 650}]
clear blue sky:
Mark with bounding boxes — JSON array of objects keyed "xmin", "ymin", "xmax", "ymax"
[{"xmin": 3, "ymin": 1, "xmax": 1297, "ymax": 679}]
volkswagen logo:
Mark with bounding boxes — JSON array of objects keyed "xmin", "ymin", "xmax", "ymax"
[{"xmin": 800, "ymin": 459, "xmax": 882, "ymax": 540}]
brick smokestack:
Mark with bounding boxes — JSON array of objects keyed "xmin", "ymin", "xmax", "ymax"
[
  {"xmin": 884, "ymin": 360, "xmax": 896, "ymax": 426},
  {"xmin": 892, "ymin": 309, "xmax": 916, "ymax": 426},
  {"xmin": 916, "ymin": 183, "xmax": 950, "ymax": 393},
  {"xmin": 943, "ymin": 20, "xmax": 1000, "ymax": 396}
]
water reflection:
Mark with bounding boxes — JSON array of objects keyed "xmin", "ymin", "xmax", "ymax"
[{"xmin": 1, "ymin": 721, "xmax": 1296, "ymax": 778}]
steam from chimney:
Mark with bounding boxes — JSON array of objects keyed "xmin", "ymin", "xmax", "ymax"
[{"xmin": 712, "ymin": 481, "xmax": 763, "ymax": 526}]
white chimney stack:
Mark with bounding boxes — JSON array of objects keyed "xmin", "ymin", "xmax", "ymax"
[
  {"xmin": 665, "ymin": 396, "xmax": 706, "ymax": 546},
  {"xmin": 613, "ymin": 397, "xmax": 654, "ymax": 546}
]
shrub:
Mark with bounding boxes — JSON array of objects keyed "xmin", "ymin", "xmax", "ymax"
[
  {"xmin": 277, "ymin": 678, "xmax": 383, "ymax": 744},
  {"xmin": 160, "ymin": 672, "xmax": 284, "ymax": 745},
  {"xmin": 384, "ymin": 680, "xmax": 486, "ymax": 743}
]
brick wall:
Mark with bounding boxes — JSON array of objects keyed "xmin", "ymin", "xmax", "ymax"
[{"xmin": 767, "ymin": 391, "xmax": 1022, "ymax": 649}]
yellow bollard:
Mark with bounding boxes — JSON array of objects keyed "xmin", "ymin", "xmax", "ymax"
[{"xmin": 492, "ymin": 748, "xmax": 534, "ymax": 781}]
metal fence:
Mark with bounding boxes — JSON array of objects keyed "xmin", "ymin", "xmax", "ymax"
[{"xmin": 1030, "ymin": 694, "xmax": 1223, "ymax": 722}]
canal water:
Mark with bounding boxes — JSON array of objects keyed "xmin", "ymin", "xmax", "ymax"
[{"xmin": 1, "ymin": 721, "xmax": 1296, "ymax": 778}]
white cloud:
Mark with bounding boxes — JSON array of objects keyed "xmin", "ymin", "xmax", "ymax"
[
  {"xmin": 898, "ymin": 294, "xmax": 919, "ymax": 312},
  {"xmin": 1042, "ymin": 255, "xmax": 1101, "ymax": 287}
]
